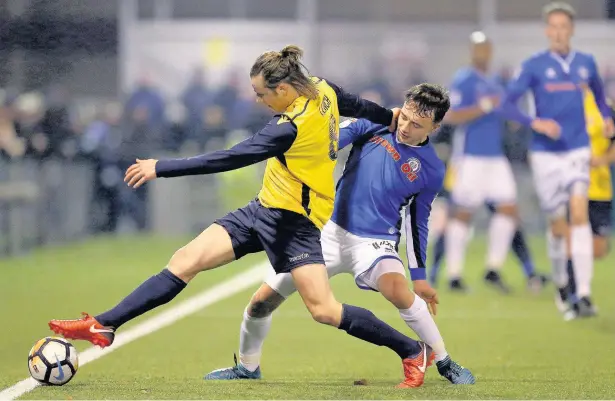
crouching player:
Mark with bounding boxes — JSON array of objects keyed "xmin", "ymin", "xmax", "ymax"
[{"xmin": 205, "ymin": 84, "xmax": 475, "ymax": 386}]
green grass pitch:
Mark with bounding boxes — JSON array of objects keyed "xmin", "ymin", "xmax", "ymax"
[{"xmin": 1, "ymin": 235, "xmax": 614, "ymax": 399}]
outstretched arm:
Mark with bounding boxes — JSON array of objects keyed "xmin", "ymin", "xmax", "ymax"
[
  {"xmin": 124, "ymin": 116, "xmax": 297, "ymax": 188},
  {"xmin": 156, "ymin": 116, "xmax": 296, "ymax": 178}
]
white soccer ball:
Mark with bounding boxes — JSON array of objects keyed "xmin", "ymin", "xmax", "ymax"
[{"xmin": 28, "ymin": 337, "xmax": 79, "ymax": 386}]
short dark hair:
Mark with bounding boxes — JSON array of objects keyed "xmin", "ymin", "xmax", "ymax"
[
  {"xmin": 404, "ymin": 83, "xmax": 450, "ymax": 124},
  {"xmin": 542, "ymin": 1, "xmax": 576, "ymax": 21}
]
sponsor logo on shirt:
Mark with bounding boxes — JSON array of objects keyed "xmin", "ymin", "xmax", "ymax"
[{"xmin": 369, "ymin": 136, "xmax": 401, "ymax": 161}]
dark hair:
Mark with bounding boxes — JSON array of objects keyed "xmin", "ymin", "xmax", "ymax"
[
  {"xmin": 250, "ymin": 45, "xmax": 318, "ymax": 100},
  {"xmin": 542, "ymin": 1, "xmax": 576, "ymax": 21},
  {"xmin": 404, "ymin": 83, "xmax": 450, "ymax": 124}
]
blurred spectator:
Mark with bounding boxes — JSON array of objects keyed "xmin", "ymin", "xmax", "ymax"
[
  {"xmin": 201, "ymin": 105, "xmax": 227, "ymax": 150},
  {"xmin": 125, "ymin": 74, "xmax": 166, "ymax": 128},
  {"xmin": 0, "ymin": 103, "xmax": 26, "ymax": 160},
  {"xmin": 213, "ymin": 68, "xmax": 241, "ymax": 121},
  {"xmin": 359, "ymin": 90, "xmax": 384, "ymax": 106},
  {"xmin": 13, "ymin": 92, "xmax": 50, "ymax": 160},
  {"xmin": 360, "ymin": 60, "xmax": 394, "ymax": 107},
  {"xmin": 164, "ymin": 102, "xmax": 187, "ymax": 152},
  {"xmin": 181, "ymin": 68, "xmax": 213, "ymax": 143},
  {"xmin": 81, "ymin": 102, "xmax": 124, "ymax": 233},
  {"xmin": 227, "ymin": 84, "xmax": 256, "ymax": 131},
  {"xmin": 118, "ymin": 104, "xmax": 161, "ymax": 231},
  {"xmin": 41, "ymin": 84, "xmax": 74, "ymax": 159}
]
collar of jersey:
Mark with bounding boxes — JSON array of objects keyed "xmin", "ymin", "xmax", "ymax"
[
  {"xmin": 395, "ymin": 133, "xmax": 429, "ymax": 148},
  {"xmin": 549, "ymin": 50, "xmax": 577, "ymax": 73}
]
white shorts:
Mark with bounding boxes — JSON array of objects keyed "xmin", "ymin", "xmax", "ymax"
[
  {"xmin": 264, "ymin": 221, "xmax": 406, "ymax": 298},
  {"xmin": 451, "ymin": 156, "xmax": 517, "ymax": 209},
  {"xmin": 529, "ymin": 147, "xmax": 590, "ymax": 213}
]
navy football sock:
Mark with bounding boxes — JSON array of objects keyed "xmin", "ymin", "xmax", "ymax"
[
  {"xmin": 511, "ymin": 229, "xmax": 535, "ymax": 278},
  {"xmin": 338, "ymin": 304, "xmax": 421, "ymax": 359},
  {"xmin": 429, "ymin": 234, "xmax": 445, "ymax": 283},
  {"xmin": 96, "ymin": 269, "xmax": 187, "ymax": 329},
  {"xmin": 566, "ymin": 259, "xmax": 577, "ymax": 294}
]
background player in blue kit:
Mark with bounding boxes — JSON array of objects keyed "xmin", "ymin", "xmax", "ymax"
[
  {"xmin": 206, "ymin": 84, "xmax": 475, "ymax": 386},
  {"xmin": 439, "ymin": 32, "xmax": 521, "ymax": 293},
  {"xmin": 502, "ymin": 2, "xmax": 615, "ymax": 318}
]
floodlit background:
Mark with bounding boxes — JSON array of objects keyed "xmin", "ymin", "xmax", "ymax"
[{"xmin": 1, "ymin": 1, "xmax": 614, "ymax": 399}]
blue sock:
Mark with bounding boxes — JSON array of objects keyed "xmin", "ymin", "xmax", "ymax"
[
  {"xmin": 429, "ymin": 234, "xmax": 445, "ymax": 283},
  {"xmin": 338, "ymin": 304, "xmax": 421, "ymax": 359},
  {"xmin": 566, "ymin": 259, "xmax": 578, "ymax": 303},
  {"xmin": 96, "ymin": 269, "xmax": 187, "ymax": 329},
  {"xmin": 511, "ymin": 229, "xmax": 535, "ymax": 278}
]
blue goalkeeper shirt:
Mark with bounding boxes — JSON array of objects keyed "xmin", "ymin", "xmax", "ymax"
[
  {"xmin": 502, "ymin": 50, "xmax": 611, "ymax": 152},
  {"xmin": 331, "ymin": 119, "xmax": 445, "ymax": 281}
]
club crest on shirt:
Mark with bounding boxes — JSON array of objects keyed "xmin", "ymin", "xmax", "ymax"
[
  {"xmin": 545, "ymin": 68, "xmax": 556, "ymax": 79},
  {"xmin": 578, "ymin": 66, "xmax": 589, "ymax": 80},
  {"xmin": 401, "ymin": 157, "xmax": 421, "ymax": 182}
]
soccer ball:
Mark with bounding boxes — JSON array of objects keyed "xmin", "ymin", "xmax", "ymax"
[{"xmin": 28, "ymin": 337, "xmax": 79, "ymax": 386}]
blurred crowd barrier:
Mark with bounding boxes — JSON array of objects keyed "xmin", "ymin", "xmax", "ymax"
[
  {"xmin": 0, "ymin": 139, "xmax": 266, "ymax": 257},
  {"xmin": 0, "ymin": 158, "xmax": 93, "ymax": 255}
]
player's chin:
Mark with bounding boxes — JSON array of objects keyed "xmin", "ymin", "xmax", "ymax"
[{"xmin": 397, "ymin": 131, "xmax": 413, "ymax": 143}]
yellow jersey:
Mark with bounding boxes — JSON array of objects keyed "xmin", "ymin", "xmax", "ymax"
[
  {"xmin": 258, "ymin": 78, "xmax": 340, "ymax": 229},
  {"xmin": 584, "ymin": 90, "xmax": 612, "ymax": 201}
]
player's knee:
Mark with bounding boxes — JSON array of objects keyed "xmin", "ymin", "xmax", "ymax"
[
  {"xmin": 247, "ymin": 300, "xmax": 275, "ymax": 318},
  {"xmin": 496, "ymin": 203, "xmax": 517, "ymax": 217},
  {"xmin": 247, "ymin": 288, "xmax": 285, "ymax": 318},
  {"xmin": 569, "ymin": 193, "xmax": 589, "ymax": 225},
  {"xmin": 549, "ymin": 218, "xmax": 568, "ymax": 238},
  {"xmin": 306, "ymin": 302, "xmax": 341, "ymax": 326},
  {"xmin": 378, "ymin": 273, "xmax": 414, "ymax": 309},
  {"xmin": 569, "ymin": 206, "xmax": 589, "ymax": 226},
  {"xmin": 453, "ymin": 209, "xmax": 473, "ymax": 223},
  {"xmin": 167, "ymin": 246, "xmax": 203, "ymax": 282}
]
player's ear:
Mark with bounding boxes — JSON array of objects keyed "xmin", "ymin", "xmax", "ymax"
[
  {"xmin": 276, "ymin": 82, "xmax": 289, "ymax": 97},
  {"xmin": 432, "ymin": 122, "xmax": 441, "ymax": 133}
]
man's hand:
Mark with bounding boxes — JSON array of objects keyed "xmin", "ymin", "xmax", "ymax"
[
  {"xmin": 603, "ymin": 117, "xmax": 615, "ymax": 138},
  {"xmin": 389, "ymin": 107, "xmax": 401, "ymax": 132},
  {"xmin": 478, "ymin": 95, "xmax": 501, "ymax": 113},
  {"xmin": 413, "ymin": 280, "xmax": 439, "ymax": 315},
  {"xmin": 125, "ymin": 158, "xmax": 158, "ymax": 188},
  {"xmin": 531, "ymin": 118, "xmax": 561, "ymax": 139}
]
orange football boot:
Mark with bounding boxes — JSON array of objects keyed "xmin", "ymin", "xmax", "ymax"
[
  {"xmin": 49, "ymin": 313, "xmax": 115, "ymax": 348},
  {"xmin": 396, "ymin": 342, "xmax": 432, "ymax": 388}
]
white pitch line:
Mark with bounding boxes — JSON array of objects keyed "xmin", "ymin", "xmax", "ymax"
[{"xmin": 0, "ymin": 262, "xmax": 270, "ymax": 401}]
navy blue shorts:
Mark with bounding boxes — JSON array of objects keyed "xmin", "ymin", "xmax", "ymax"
[
  {"xmin": 215, "ymin": 199, "xmax": 325, "ymax": 274},
  {"xmin": 589, "ymin": 200, "xmax": 612, "ymax": 237}
]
